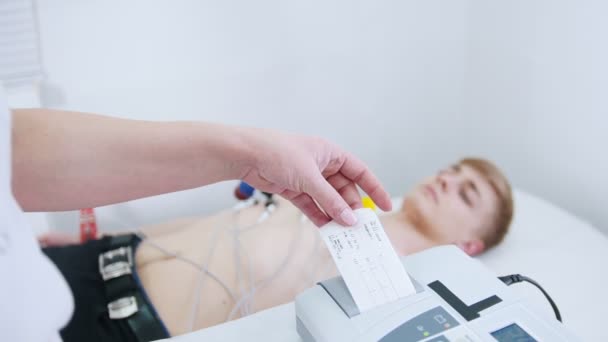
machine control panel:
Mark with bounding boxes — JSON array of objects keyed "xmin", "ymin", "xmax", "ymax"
[{"xmin": 380, "ymin": 306, "xmax": 459, "ymax": 342}]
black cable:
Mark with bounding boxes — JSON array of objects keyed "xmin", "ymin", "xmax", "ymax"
[
  {"xmin": 261, "ymin": 192, "xmax": 275, "ymax": 206},
  {"xmin": 498, "ymin": 274, "xmax": 562, "ymax": 322}
]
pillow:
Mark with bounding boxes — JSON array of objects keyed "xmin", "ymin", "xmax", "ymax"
[{"xmin": 472, "ymin": 190, "xmax": 606, "ymax": 340}]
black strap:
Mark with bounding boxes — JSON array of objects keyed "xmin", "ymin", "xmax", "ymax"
[
  {"xmin": 104, "ymin": 235, "xmax": 138, "ymax": 302},
  {"xmin": 101, "ymin": 235, "xmax": 169, "ymax": 341},
  {"xmin": 428, "ymin": 280, "xmax": 502, "ymax": 322},
  {"xmin": 126, "ymin": 292, "xmax": 169, "ymax": 342}
]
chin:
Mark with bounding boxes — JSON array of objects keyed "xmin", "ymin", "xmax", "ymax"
[
  {"xmin": 401, "ymin": 193, "xmax": 413, "ymax": 212},
  {"xmin": 403, "ymin": 196, "xmax": 428, "ymax": 230}
]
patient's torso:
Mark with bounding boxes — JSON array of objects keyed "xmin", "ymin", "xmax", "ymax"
[{"xmin": 134, "ymin": 198, "xmax": 337, "ymax": 336}]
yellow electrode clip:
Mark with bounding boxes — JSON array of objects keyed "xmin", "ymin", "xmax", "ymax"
[{"xmin": 361, "ymin": 196, "xmax": 376, "ymax": 211}]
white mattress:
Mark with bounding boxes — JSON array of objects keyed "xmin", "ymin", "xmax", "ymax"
[{"xmin": 162, "ymin": 190, "xmax": 608, "ymax": 341}]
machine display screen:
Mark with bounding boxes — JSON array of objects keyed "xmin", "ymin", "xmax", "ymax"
[{"xmin": 491, "ymin": 323, "xmax": 537, "ymax": 342}]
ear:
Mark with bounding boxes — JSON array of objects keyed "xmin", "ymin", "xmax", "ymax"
[{"xmin": 455, "ymin": 239, "xmax": 486, "ymax": 256}]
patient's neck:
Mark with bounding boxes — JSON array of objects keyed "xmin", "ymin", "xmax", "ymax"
[{"xmin": 379, "ymin": 211, "xmax": 437, "ymax": 256}]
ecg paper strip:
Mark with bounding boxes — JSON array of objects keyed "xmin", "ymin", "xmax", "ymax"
[{"xmin": 319, "ymin": 208, "xmax": 416, "ymax": 312}]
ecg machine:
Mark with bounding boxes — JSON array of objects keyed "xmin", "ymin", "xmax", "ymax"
[{"xmin": 295, "ymin": 246, "xmax": 579, "ymax": 342}]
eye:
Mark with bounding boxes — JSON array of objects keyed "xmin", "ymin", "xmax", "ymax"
[
  {"xmin": 459, "ymin": 180, "xmax": 478, "ymax": 208},
  {"xmin": 468, "ymin": 180, "xmax": 478, "ymax": 194},
  {"xmin": 459, "ymin": 188, "xmax": 473, "ymax": 207}
]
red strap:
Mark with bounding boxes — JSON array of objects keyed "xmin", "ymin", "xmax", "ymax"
[{"xmin": 79, "ymin": 208, "xmax": 98, "ymax": 243}]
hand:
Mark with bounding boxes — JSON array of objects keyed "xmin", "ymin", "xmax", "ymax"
[{"xmin": 239, "ymin": 129, "xmax": 392, "ymax": 227}]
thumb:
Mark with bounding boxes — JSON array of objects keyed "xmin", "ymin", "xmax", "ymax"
[{"xmin": 306, "ymin": 173, "xmax": 358, "ymax": 226}]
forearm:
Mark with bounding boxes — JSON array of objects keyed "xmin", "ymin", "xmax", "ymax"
[{"xmin": 12, "ymin": 109, "xmax": 253, "ymax": 211}]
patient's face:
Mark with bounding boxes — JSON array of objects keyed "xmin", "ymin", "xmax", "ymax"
[{"xmin": 403, "ymin": 164, "xmax": 498, "ymax": 245}]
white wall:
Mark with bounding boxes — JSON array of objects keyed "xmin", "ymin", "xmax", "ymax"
[
  {"xmin": 463, "ymin": 1, "xmax": 608, "ymax": 233},
  {"xmin": 33, "ymin": 1, "xmax": 607, "ymax": 234},
  {"xmin": 35, "ymin": 0, "xmax": 473, "ymax": 231}
]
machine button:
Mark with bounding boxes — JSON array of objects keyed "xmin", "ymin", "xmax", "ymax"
[
  {"xmin": 434, "ymin": 314, "xmax": 447, "ymax": 324},
  {"xmin": 379, "ymin": 306, "xmax": 459, "ymax": 342}
]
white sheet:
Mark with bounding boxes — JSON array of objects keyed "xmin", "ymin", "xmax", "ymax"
[{"xmin": 162, "ymin": 190, "xmax": 608, "ymax": 341}]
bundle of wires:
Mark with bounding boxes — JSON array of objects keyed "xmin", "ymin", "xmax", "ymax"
[{"xmin": 130, "ymin": 192, "xmax": 321, "ymax": 332}]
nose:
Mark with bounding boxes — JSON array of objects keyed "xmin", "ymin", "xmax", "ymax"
[{"xmin": 436, "ymin": 175, "xmax": 447, "ymax": 192}]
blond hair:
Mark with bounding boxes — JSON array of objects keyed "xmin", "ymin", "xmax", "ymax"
[{"xmin": 460, "ymin": 158, "xmax": 514, "ymax": 249}]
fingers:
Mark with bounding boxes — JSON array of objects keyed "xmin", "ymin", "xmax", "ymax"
[
  {"xmin": 326, "ymin": 173, "xmax": 363, "ymax": 210},
  {"xmin": 283, "ymin": 173, "xmax": 363, "ymax": 227},
  {"xmin": 339, "ymin": 153, "xmax": 392, "ymax": 211},
  {"xmin": 286, "ymin": 192, "xmax": 331, "ymax": 227},
  {"xmin": 305, "ymin": 172, "xmax": 358, "ymax": 226}
]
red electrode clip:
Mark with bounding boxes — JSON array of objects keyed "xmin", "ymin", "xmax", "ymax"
[{"xmin": 79, "ymin": 208, "xmax": 98, "ymax": 243}]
